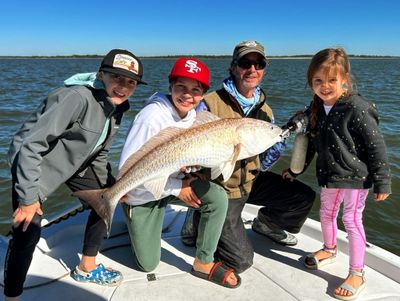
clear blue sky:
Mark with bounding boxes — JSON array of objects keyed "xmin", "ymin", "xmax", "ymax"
[{"xmin": 1, "ymin": 0, "xmax": 399, "ymax": 56}]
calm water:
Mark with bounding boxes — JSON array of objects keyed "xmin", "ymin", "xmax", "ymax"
[{"xmin": 0, "ymin": 58, "xmax": 399, "ymax": 255}]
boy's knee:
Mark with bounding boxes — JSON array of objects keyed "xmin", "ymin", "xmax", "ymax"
[
  {"xmin": 12, "ymin": 223, "xmax": 41, "ymax": 249},
  {"xmin": 132, "ymin": 244, "xmax": 161, "ymax": 272},
  {"xmin": 135, "ymin": 256, "xmax": 160, "ymax": 272}
]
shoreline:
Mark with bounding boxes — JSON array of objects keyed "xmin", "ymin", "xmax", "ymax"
[{"xmin": 0, "ymin": 55, "xmax": 399, "ymax": 60}]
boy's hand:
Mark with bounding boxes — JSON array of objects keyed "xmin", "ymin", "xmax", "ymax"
[
  {"xmin": 119, "ymin": 195, "xmax": 129, "ymax": 203},
  {"xmin": 374, "ymin": 193, "xmax": 389, "ymax": 202},
  {"xmin": 180, "ymin": 165, "xmax": 202, "ymax": 173},
  {"xmin": 178, "ymin": 174, "xmax": 201, "ymax": 208},
  {"xmin": 12, "ymin": 201, "xmax": 43, "ymax": 232}
]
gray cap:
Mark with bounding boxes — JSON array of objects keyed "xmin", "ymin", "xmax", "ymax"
[{"xmin": 232, "ymin": 40, "xmax": 267, "ymax": 63}]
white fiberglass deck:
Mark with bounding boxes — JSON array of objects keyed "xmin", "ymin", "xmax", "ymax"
[{"xmin": 1, "ymin": 204, "xmax": 399, "ymax": 301}]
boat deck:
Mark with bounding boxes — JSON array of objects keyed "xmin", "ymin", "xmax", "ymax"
[{"xmin": 1, "ymin": 204, "xmax": 399, "ymax": 301}]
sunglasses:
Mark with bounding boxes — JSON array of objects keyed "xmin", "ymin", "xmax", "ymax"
[{"xmin": 237, "ymin": 59, "xmax": 267, "ymax": 70}]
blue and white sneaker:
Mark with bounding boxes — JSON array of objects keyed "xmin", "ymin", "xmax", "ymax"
[{"xmin": 71, "ymin": 264, "xmax": 123, "ymax": 286}]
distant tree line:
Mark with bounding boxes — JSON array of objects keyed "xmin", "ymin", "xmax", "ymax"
[{"xmin": 0, "ymin": 54, "xmax": 398, "ymax": 59}]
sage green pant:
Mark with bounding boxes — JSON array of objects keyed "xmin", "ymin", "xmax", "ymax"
[{"xmin": 122, "ymin": 179, "xmax": 228, "ymax": 272}]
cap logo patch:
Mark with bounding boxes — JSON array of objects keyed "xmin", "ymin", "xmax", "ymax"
[
  {"xmin": 244, "ymin": 41, "xmax": 258, "ymax": 47},
  {"xmin": 184, "ymin": 59, "xmax": 202, "ymax": 74},
  {"xmin": 113, "ymin": 54, "xmax": 139, "ymax": 74}
]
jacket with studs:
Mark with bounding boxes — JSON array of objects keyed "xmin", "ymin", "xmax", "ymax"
[{"xmin": 302, "ymin": 93, "xmax": 391, "ymax": 194}]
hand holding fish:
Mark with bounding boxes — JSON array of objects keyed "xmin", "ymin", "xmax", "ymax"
[
  {"xmin": 181, "ymin": 165, "xmax": 202, "ymax": 173},
  {"xmin": 179, "ymin": 174, "xmax": 201, "ymax": 208},
  {"xmin": 282, "ymin": 168, "xmax": 296, "ymax": 182},
  {"xmin": 282, "ymin": 169, "xmax": 291, "ymax": 180},
  {"xmin": 181, "ymin": 165, "xmax": 207, "ymax": 181},
  {"xmin": 12, "ymin": 201, "xmax": 43, "ymax": 232},
  {"xmin": 119, "ymin": 195, "xmax": 129, "ymax": 203}
]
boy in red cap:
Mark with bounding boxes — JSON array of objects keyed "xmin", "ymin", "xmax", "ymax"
[
  {"xmin": 118, "ymin": 57, "xmax": 240, "ymax": 288},
  {"xmin": 4, "ymin": 49, "xmax": 145, "ymax": 300}
]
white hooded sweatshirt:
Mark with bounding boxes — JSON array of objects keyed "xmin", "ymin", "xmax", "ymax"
[{"xmin": 118, "ymin": 92, "xmax": 196, "ymax": 206}]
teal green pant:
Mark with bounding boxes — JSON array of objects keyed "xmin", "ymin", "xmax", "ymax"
[{"xmin": 122, "ymin": 179, "xmax": 228, "ymax": 272}]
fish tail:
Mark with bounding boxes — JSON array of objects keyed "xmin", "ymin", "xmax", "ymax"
[{"xmin": 72, "ymin": 188, "xmax": 114, "ymax": 235}]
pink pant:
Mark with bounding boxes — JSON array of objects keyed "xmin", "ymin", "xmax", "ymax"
[{"xmin": 320, "ymin": 188, "xmax": 369, "ymax": 269}]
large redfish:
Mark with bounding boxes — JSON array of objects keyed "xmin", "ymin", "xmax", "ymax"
[{"xmin": 73, "ymin": 112, "xmax": 285, "ymax": 235}]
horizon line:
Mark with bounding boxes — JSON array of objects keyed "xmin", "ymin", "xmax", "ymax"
[{"xmin": 0, "ymin": 54, "xmax": 399, "ymax": 59}]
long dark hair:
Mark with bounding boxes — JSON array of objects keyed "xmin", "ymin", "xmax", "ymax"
[{"xmin": 307, "ymin": 48, "xmax": 352, "ymax": 135}]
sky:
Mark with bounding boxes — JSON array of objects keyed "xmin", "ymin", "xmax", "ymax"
[{"xmin": 1, "ymin": 0, "xmax": 399, "ymax": 57}]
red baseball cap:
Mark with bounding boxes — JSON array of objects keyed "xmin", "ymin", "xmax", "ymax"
[{"xmin": 168, "ymin": 58, "xmax": 210, "ymax": 90}]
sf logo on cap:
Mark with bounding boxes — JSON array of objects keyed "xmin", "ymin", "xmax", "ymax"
[{"xmin": 185, "ymin": 60, "xmax": 201, "ymax": 74}]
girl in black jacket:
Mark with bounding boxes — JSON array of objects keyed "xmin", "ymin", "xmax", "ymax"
[{"xmin": 286, "ymin": 48, "xmax": 391, "ymax": 300}]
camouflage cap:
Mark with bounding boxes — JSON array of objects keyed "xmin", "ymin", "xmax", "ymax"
[{"xmin": 232, "ymin": 40, "xmax": 267, "ymax": 63}]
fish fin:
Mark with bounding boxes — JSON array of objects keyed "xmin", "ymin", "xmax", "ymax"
[
  {"xmin": 210, "ymin": 143, "xmax": 241, "ymax": 181},
  {"xmin": 118, "ymin": 127, "xmax": 186, "ymax": 180},
  {"xmin": 211, "ymin": 162, "xmax": 236, "ymax": 182},
  {"xmin": 231, "ymin": 143, "xmax": 241, "ymax": 163},
  {"xmin": 221, "ymin": 162, "xmax": 236, "ymax": 182},
  {"xmin": 221, "ymin": 144, "xmax": 241, "ymax": 181},
  {"xmin": 210, "ymin": 167, "xmax": 223, "ymax": 180},
  {"xmin": 144, "ymin": 177, "xmax": 169, "ymax": 200},
  {"xmin": 72, "ymin": 188, "xmax": 114, "ymax": 236},
  {"xmin": 192, "ymin": 111, "xmax": 220, "ymax": 127}
]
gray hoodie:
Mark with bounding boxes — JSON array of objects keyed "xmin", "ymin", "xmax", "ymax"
[{"xmin": 9, "ymin": 85, "xmax": 129, "ymax": 205}]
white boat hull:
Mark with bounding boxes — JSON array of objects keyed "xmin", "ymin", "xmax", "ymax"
[{"xmin": 1, "ymin": 203, "xmax": 399, "ymax": 300}]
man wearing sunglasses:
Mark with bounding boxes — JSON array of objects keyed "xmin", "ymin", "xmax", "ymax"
[{"xmin": 181, "ymin": 40, "xmax": 315, "ymax": 274}]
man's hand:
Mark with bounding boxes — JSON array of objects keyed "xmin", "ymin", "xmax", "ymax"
[
  {"xmin": 12, "ymin": 201, "xmax": 43, "ymax": 232},
  {"xmin": 283, "ymin": 111, "xmax": 308, "ymax": 133},
  {"xmin": 282, "ymin": 168, "xmax": 295, "ymax": 181},
  {"xmin": 178, "ymin": 174, "xmax": 201, "ymax": 208}
]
